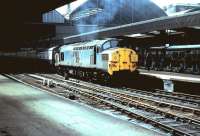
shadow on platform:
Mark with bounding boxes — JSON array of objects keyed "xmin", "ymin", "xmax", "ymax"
[{"xmin": 0, "ymin": 57, "xmax": 55, "ymax": 74}]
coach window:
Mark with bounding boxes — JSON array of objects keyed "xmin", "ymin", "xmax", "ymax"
[{"xmin": 61, "ymin": 52, "xmax": 64, "ymax": 61}]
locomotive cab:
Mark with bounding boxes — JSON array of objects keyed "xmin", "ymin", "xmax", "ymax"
[{"xmin": 97, "ymin": 39, "xmax": 138, "ymax": 75}]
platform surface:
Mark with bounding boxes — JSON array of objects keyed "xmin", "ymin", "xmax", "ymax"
[
  {"xmin": 0, "ymin": 75, "xmax": 164, "ymax": 136},
  {"xmin": 139, "ymin": 69, "xmax": 200, "ymax": 83}
]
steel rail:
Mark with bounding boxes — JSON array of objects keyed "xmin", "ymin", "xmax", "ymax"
[
  {"xmin": 24, "ymin": 74, "xmax": 200, "ymax": 136},
  {"xmin": 39, "ymin": 74, "xmax": 200, "ymax": 115}
]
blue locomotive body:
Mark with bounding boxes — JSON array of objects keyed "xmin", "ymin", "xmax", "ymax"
[{"xmin": 54, "ymin": 39, "xmax": 138, "ymax": 80}]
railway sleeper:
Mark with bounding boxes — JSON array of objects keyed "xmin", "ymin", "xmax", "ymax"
[
  {"xmin": 171, "ymin": 123, "xmax": 189, "ymax": 128},
  {"xmin": 65, "ymin": 81, "xmax": 200, "ymax": 125},
  {"xmin": 155, "ymin": 123, "xmax": 188, "ymax": 136},
  {"xmin": 158, "ymin": 103, "xmax": 169, "ymax": 107},
  {"xmin": 29, "ymin": 74, "xmax": 200, "ymax": 136},
  {"xmin": 194, "ymin": 110, "xmax": 200, "ymax": 116},
  {"xmin": 109, "ymin": 94, "xmax": 200, "ymax": 128},
  {"xmin": 152, "ymin": 116, "xmax": 166, "ymax": 121},
  {"xmin": 79, "ymin": 92, "xmax": 197, "ymax": 134}
]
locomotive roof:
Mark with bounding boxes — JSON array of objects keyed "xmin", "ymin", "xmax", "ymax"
[{"xmin": 60, "ymin": 38, "xmax": 118, "ymax": 51}]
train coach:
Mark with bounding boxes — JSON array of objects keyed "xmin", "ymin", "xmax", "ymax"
[
  {"xmin": 37, "ymin": 47, "xmax": 57, "ymax": 65},
  {"xmin": 53, "ymin": 39, "xmax": 139, "ymax": 81}
]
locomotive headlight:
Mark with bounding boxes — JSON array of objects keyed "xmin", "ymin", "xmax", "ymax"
[{"xmin": 102, "ymin": 54, "xmax": 109, "ymax": 61}]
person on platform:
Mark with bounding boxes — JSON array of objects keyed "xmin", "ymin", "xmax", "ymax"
[{"xmin": 145, "ymin": 52, "xmax": 152, "ymax": 71}]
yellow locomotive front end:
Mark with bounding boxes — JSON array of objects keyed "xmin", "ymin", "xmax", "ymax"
[{"xmin": 108, "ymin": 48, "xmax": 138, "ymax": 75}]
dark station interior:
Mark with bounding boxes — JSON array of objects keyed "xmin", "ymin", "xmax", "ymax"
[{"xmin": 0, "ymin": 1, "xmax": 200, "ymax": 136}]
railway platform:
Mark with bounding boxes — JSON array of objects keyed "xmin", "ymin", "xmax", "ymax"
[
  {"xmin": 139, "ymin": 69, "xmax": 200, "ymax": 95},
  {"xmin": 139, "ymin": 69, "xmax": 200, "ymax": 83},
  {"xmin": 0, "ymin": 75, "xmax": 164, "ymax": 136}
]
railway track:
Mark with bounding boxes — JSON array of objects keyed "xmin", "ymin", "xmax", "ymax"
[
  {"xmin": 6, "ymin": 74, "xmax": 200, "ymax": 136},
  {"xmin": 126, "ymin": 88, "xmax": 200, "ymax": 107},
  {"xmin": 40, "ymin": 74, "xmax": 200, "ymax": 115},
  {"xmin": 43, "ymin": 74, "xmax": 200, "ymax": 104}
]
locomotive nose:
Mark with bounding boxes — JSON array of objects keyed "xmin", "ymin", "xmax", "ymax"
[
  {"xmin": 108, "ymin": 48, "xmax": 138, "ymax": 75},
  {"xmin": 118, "ymin": 49, "xmax": 138, "ymax": 71}
]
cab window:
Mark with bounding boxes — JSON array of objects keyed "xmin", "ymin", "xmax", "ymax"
[
  {"xmin": 102, "ymin": 40, "xmax": 119, "ymax": 51},
  {"xmin": 110, "ymin": 40, "xmax": 118, "ymax": 48},
  {"xmin": 102, "ymin": 41, "xmax": 111, "ymax": 50}
]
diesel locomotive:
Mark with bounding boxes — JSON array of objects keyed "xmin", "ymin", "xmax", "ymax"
[{"xmin": 53, "ymin": 39, "xmax": 139, "ymax": 81}]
